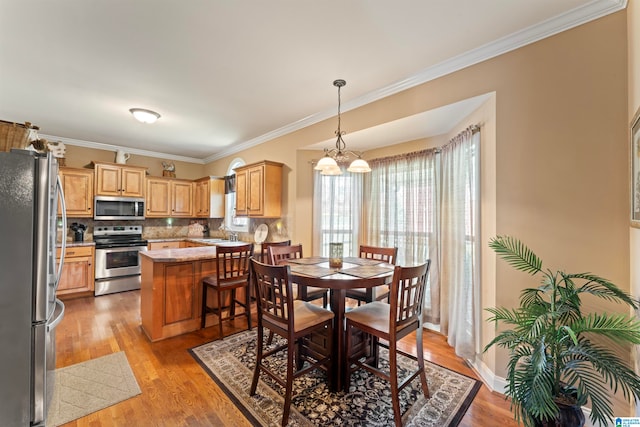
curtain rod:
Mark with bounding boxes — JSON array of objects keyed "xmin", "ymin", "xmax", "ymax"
[{"xmin": 310, "ymin": 123, "xmax": 480, "ymax": 165}]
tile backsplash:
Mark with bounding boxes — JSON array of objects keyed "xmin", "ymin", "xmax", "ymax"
[{"xmin": 58, "ymin": 216, "xmax": 291, "ymax": 243}]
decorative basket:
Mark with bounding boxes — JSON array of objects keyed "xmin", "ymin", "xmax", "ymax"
[{"xmin": 0, "ymin": 120, "xmax": 32, "ymax": 152}]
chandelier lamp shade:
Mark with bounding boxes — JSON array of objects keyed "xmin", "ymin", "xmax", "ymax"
[
  {"xmin": 129, "ymin": 108, "xmax": 161, "ymax": 124},
  {"xmin": 314, "ymin": 79, "xmax": 371, "ymax": 175}
]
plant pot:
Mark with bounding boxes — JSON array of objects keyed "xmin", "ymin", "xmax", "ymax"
[{"xmin": 534, "ymin": 402, "xmax": 585, "ymax": 427}]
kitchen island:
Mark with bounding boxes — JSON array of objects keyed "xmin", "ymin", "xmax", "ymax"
[{"xmin": 140, "ymin": 242, "xmax": 250, "ymax": 342}]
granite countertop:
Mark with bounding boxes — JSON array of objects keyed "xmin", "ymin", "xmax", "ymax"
[
  {"xmin": 146, "ymin": 237, "xmax": 234, "ymax": 244},
  {"xmin": 141, "ymin": 241, "xmax": 251, "ymax": 262}
]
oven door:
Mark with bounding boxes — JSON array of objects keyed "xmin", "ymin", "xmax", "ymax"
[{"xmin": 95, "ymin": 246, "xmax": 146, "ymax": 279}]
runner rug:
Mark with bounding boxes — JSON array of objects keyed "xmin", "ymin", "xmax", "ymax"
[
  {"xmin": 47, "ymin": 351, "xmax": 141, "ymax": 426},
  {"xmin": 190, "ymin": 329, "xmax": 481, "ymax": 426}
]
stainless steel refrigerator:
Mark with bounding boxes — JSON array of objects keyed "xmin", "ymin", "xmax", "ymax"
[{"xmin": 0, "ymin": 149, "xmax": 67, "ymax": 426}]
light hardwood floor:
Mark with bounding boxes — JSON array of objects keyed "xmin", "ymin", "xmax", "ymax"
[{"xmin": 55, "ymin": 290, "xmax": 518, "ymax": 426}]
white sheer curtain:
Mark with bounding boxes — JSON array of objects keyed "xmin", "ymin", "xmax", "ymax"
[
  {"xmin": 312, "ymin": 164, "xmax": 363, "ymax": 257},
  {"xmin": 439, "ymin": 127, "xmax": 480, "ymax": 359},
  {"xmin": 312, "ymin": 126, "xmax": 480, "ymax": 359},
  {"xmin": 364, "ymin": 150, "xmax": 441, "ymax": 323}
]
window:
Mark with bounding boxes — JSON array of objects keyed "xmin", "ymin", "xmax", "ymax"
[
  {"xmin": 225, "ymin": 158, "xmax": 249, "ymax": 233},
  {"xmin": 312, "ymin": 165, "xmax": 362, "ymax": 257}
]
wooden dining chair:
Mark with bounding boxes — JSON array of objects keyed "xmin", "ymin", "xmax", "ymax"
[
  {"xmin": 260, "ymin": 240, "xmax": 291, "ymax": 263},
  {"xmin": 249, "ymin": 258, "xmax": 334, "ymax": 427},
  {"xmin": 268, "ymin": 244, "xmax": 328, "ymax": 307},
  {"xmin": 345, "ymin": 245, "xmax": 398, "ymax": 305},
  {"xmin": 201, "ymin": 243, "xmax": 254, "ymax": 339},
  {"xmin": 344, "ymin": 260, "xmax": 431, "ymax": 427}
]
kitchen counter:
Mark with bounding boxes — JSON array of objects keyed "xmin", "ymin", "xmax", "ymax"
[
  {"xmin": 145, "ymin": 237, "xmax": 229, "ymax": 244},
  {"xmin": 140, "ymin": 240, "xmax": 253, "ymax": 341},
  {"xmin": 142, "ymin": 240, "xmax": 252, "ymax": 262}
]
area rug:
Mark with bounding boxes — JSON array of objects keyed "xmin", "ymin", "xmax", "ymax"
[
  {"xmin": 190, "ymin": 329, "xmax": 481, "ymax": 426},
  {"xmin": 47, "ymin": 351, "xmax": 141, "ymax": 427}
]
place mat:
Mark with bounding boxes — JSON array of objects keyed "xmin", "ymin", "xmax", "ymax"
[
  {"xmin": 339, "ymin": 264, "xmax": 394, "ymax": 278},
  {"xmin": 286, "ymin": 256, "xmax": 329, "ymax": 265},
  {"xmin": 190, "ymin": 329, "xmax": 481, "ymax": 427},
  {"xmin": 47, "ymin": 351, "xmax": 141, "ymax": 427},
  {"xmin": 343, "ymin": 256, "xmax": 386, "ymax": 266},
  {"xmin": 289, "ymin": 264, "xmax": 335, "ymax": 278}
]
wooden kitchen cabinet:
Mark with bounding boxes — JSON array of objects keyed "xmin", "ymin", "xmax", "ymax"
[
  {"xmin": 94, "ymin": 162, "xmax": 146, "ymax": 197},
  {"xmin": 171, "ymin": 179, "xmax": 194, "ymax": 217},
  {"xmin": 194, "ymin": 176, "xmax": 225, "ymax": 218},
  {"xmin": 141, "ymin": 257, "xmax": 215, "ymax": 341},
  {"xmin": 145, "ymin": 176, "xmax": 194, "ymax": 218},
  {"xmin": 56, "ymin": 245, "xmax": 94, "ymax": 298},
  {"xmin": 234, "ymin": 160, "xmax": 282, "ymax": 217},
  {"xmin": 59, "ymin": 167, "xmax": 93, "ymax": 217}
]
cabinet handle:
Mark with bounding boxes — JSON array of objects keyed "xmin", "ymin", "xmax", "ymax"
[{"xmin": 67, "ymin": 251, "xmax": 75, "ymax": 256}]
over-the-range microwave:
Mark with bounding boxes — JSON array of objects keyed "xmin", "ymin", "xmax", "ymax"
[{"xmin": 94, "ymin": 196, "xmax": 145, "ymax": 220}]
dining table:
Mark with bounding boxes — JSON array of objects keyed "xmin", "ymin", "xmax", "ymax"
[{"xmin": 284, "ymin": 256, "xmax": 396, "ymax": 392}]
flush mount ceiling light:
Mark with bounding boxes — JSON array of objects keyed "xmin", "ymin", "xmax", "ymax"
[
  {"xmin": 314, "ymin": 79, "xmax": 371, "ymax": 175},
  {"xmin": 129, "ymin": 108, "xmax": 161, "ymax": 124}
]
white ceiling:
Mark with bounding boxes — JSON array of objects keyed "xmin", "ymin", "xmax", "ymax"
[{"xmin": 0, "ymin": 0, "xmax": 625, "ymax": 163}]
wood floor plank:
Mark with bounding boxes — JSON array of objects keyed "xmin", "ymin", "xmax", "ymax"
[{"xmin": 55, "ymin": 290, "xmax": 517, "ymax": 426}]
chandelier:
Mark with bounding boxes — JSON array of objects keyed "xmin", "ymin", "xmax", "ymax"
[{"xmin": 314, "ymin": 79, "xmax": 371, "ymax": 175}]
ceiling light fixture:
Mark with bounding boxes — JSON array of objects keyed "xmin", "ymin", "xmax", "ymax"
[
  {"xmin": 314, "ymin": 79, "xmax": 371, "ymax": 175},
  {"xmin": 129, "ymin": 108, "xmax": 161, "ymax": 124}
]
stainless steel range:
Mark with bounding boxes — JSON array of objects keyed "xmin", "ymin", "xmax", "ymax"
[{"xmin": 94, "ymin": 225, "xmax": 148, "ymax": 296}]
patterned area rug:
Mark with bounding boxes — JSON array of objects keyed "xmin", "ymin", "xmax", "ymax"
[
  {"xmin": 47, "ymin": 352, "xmax": 141, "ymax": 427},
  {"xmin": 190, "ymin": 329, "xmax": 481, "ymax": 426}
]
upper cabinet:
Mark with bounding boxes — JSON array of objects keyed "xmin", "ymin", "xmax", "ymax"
[
  {"xmin": 145, "ymin": 176, "xmax": 194, "ymax": 218},
  {"xmin": 234, "ymin": 161, "xmax": 282, "ymax": 218},
  {"xmin": 194, "ymin": 177, "xmax": 225, "ymax": 218},
  {"xmin": 94, "ymin": 162, "xmax": 146, "ymax": 198},
  {"xmin": 146, "ymin": 177, "xmax": 171, "ymax": 217},
  {"xmin": 59, "ymin": 167, "xmax": 94, "ymax": 217}
]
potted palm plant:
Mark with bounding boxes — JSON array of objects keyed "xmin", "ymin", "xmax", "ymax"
[{"xmin": 484, "ymin": 235, "xmax": 640, "ymax": 427}]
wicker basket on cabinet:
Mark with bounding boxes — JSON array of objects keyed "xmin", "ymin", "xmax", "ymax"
[{"xmin": 0, "ymin": 120, "xmax": 32, "ymax": 152}]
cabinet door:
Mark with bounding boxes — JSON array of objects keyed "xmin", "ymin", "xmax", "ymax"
[
  {"xmin": 247, "ymin": 165, "xmax": 264, "ymax": 216},
  {"xmin": 209, "ymin": 178, "xmax": 225, "ymax": 218},
  {"xmin": 56, "ymin": 246, "xmax": 94, "ymax": 296},
  {"xmin": 94, "ymin": 163, "xmax": 122, "ymax": 196},
  {"xmin": 146, "ymin": 178, "xmax": 171, "ymax": 217},
  {"xmin": 235, "ymin": 169, "xmax": 248, "ymax": 216},
  {"xmin": 59, "ymin": 168, "xmax": 94, "ymax": 217},
  {"xmin": 121, "ymin": 167, "xmax": 145, "ymax": 197},
  {"xmin": 172, "ymin": 180, "xmax": 194, "ymax": 217},
  {"xmin": 195, "ymin": 180, "xmax": 209, "ymax": 217}
]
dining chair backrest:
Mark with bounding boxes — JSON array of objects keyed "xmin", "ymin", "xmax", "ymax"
[
  {"xmin": 250, "ymin": 258, "xmax": 295, "ymax": 330},
  {"xmin": 268, "ymin": 244, "xmax": 303, "ymax": 266},
  {"xmin": 260, "ymin": 240, "xmax": 291, "ymax": 264},
  {"xmin": 215, "ymin": 243, "xmax": 254, "ymax": 285},
  {"xmin": 389, "ymin": 260, "xmax": 431, "ymax": 331},
  {"xmin": 359, "ymin": 245, "xmax": 398, "ymax": 265}
]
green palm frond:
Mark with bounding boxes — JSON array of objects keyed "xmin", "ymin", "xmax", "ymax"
[
  {"xmin": 572, "ymin": 272, "xmax": 639, "ymax": 308},
  {"xmin": 571, "ymin": 313, "xmax": 640, "ymax": 344},
  {"xmin": 489, "ymin": 236, "xmax": 542, "ymax": 275},
  {"xmin": 483, "ymin": 236, "xmax": 640, "ymax": 427}
]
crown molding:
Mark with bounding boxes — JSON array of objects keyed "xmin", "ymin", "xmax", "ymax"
[
  {"xmin": 41, "ymin": 134, "xmax": 206, "ymax": 164},
  {"xmin": 205, "ymin": 0, "xmax": 626, "ymax": 163},
  {"xmin": 47, "ymin": 0, "xmax": 626, "ymax": 165}
]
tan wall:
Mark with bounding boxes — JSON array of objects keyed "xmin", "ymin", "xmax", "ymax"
[
  {"xmin": 206, "ymin": 10, "xmax": 629, "ymax": 396},
  {"xmin": 63, "ymin": 145, "xmax": 206, "ymax": 180},
  {"xmin": 629, "ymin": 0, "xmax": 640, "ymax": 417}
]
